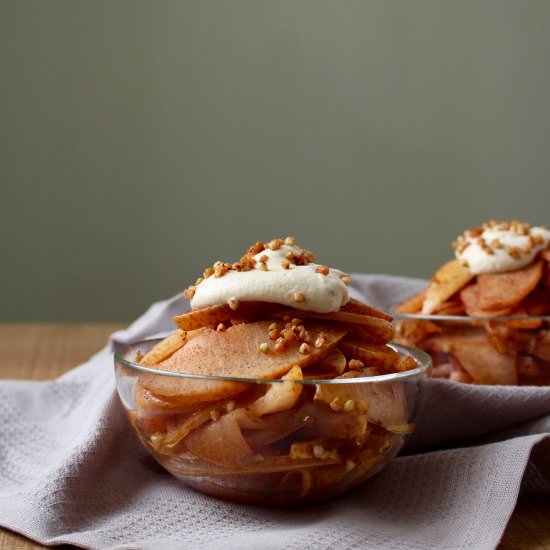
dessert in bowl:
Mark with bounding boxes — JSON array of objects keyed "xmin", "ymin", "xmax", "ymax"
[
  {"xmin": 394, "ymin": 221, "xmax": 550, "ymax": 385},
  {"xmin": 114, "ymin": 238, "xmax": 431, "ymax": 505}
]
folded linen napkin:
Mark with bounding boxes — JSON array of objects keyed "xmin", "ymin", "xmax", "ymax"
[{"xmin": 0, "ymin": 275, "xmax": 548, "ymax": 550}]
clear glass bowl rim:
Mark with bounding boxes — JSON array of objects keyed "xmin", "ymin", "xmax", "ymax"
[
  {"xmin": 114, "ymin": 340, "xmax": 431, "ymax": 386},
  {"xmin": 391, "ymin": 307, "xmax": 550, "ymax": 323}
]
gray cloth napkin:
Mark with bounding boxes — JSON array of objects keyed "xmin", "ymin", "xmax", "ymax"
[{"xmin": 0, "ymin": 275, "xmax": 549, "ymax": 550}]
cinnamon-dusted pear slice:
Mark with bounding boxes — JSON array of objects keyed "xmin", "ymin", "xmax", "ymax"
[
  {"xmin": 477, "ymin": 261, "xmax": 543, "ymax": 311},
  {"xmin": 185, "ymin": 413, "xmax": 252, "ymax": 468},
  {"xmin": 396, "ymin": 319, "xmax": 441, "ymax": 347},
  {"xmin": 303, "ymin": 349, "xmax": 347, "ymax": 379},
  {"xmin": 431, "ymin": 299, "xmax": 466, "ymax": 316},
  {"xmin": 394, "ymin": 290, "xmax": 426, "ymax": 314},
  {"xmin": 142, "ymin": 321, "xmax": 346, "ymax": 402},
  {"xmin": 159, "ymin": 401, "xmax": 239, "ymax": 452},
  {"xmin": 422, "ymin": 259, "xmax": 474, "ymax": 314},
  {"xmin": 135, "ymin": 381, "xmax": 218, "ymax": 413},
  {"xmin": 244, "ymin": 408, "xmax": 313, "ymax": 449},
  {"xmin": 339, "ymin": 338, "xmax": 400, "ymax": 371},
  {"xmin": 425, "ymin": 333, "xmax": 517, "ymax": 385},
  {"xmin": 173, "ymin": 301, "xmax": 277, "ymax": 331},
  {"xmin": 139, "ymin": 330, "xmax": 187, "ymax": 366},
  {"xmin": 453, "ymin": 339, "xmax": 517, "ymax": 385},
  {"xmin": 340, "ymin": 298, "xmax": 393, "ymax": 322},
  {"xmin": 344, "ymin": 323, "xmax": 393, "ymax": 345},
  {"xmin": 247, "ymin": 366, "xmax": 303, "ymax": 417},
  {"xmin": 460, "ymin": 284, "xmax": 511, "ymax": 318},
  {"xmin": 172, "ymin": 453, "xmax": 341, "ymax": 477},
  {"xmin": 502, "ymin": 308, "xmax": 542, "ymax": 330},
  {"xmin": 314, "ymin": 370, "xmax": 408, "ymax": 428},
  {"xmin": 299, "ymin": 400, "xmax": 368, "ymax": 440}
]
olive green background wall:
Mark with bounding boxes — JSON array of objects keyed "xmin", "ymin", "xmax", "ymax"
[{"xmin": 2, "ymin": 1, "xmax": 549, "ymax": 321}]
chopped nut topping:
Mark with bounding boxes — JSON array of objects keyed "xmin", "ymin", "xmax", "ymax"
[
  {"xmin": 282, "ymin": 328, "xmax": 296, "ymax": 342},
  {"xmin": 203, "ymin": 267, "xmax": 215, "ymax": 278},
  {"xmin": 274, "ymin": 337, "xmax": 287, "ymax": 352},
  {"xmin": 284, "ymin": 236, "xmax": 296, "ymax": 246},
  {"xmin": 294, "ymin": 292, "xmax": 305, "ymax": 303},
  {"xmin": 329, "ymin": 397, "xmax": 342, "ymax": 412},
  {"xmin": 508, "ymin": 247, "xmax": 522, "ymax": 259},
  {"xmin": 260, "ymin": 263, "xmax": 268, "ymax": 271},
  {"xmin": 467, "ymin": 226, "xmax": 483, "ymax": 238},
  {"xmin": 315, "ymin": 264, "xmax": 329, "ymax": 276},
  {"xmin": 210, "ymin": 410, "xmax": 220, "ymax": 421},
  {"xmin": 492, "ymin": 239, "xmax": 502, "ymax": 249},
  {"xmin": 134, "ymin": 351, "xmax": 144, "ymax": 363},
  {"xmin": 259, "ymin": 342, "xmax": 269, "ymax": 354},
  {"xmin": 535, "ymin": 234, "xmax": 544, "ymax": 245},
  {"xmin": 291, "ymin": 318, "xmax": 303, "ymax": 327},
  {"xmin": 345, "ymin": 459, "xmax": 356, "ymax": 472},
  {"xmin": 228, "ymin": 298, "xmax": 240, "ymax": 310},
  {"xmin": 285, "ymin": 250, "xmax": 295, "ymax": 261},
  {"xmin": 441, "ymin": 342, "xmax": 452, "ymax": 353},
  {"xmin": 293, "ymin": 249, "xmax": 315, "ymax": 265},
  {"xmin": 266, "ymin": 239, "xmax": 283, "ymax": 251},
  {"xmin": 341, "ymin": 275, "xmax": 351, "ymax": 286},
  {"xmin": 216, "ymin": 323, "xmax": 226, "ymax": 332},
  {"xmin": 299, "ymin": 342, "xmax": 311, "ymax": 355},
  {"xmin": 314, "ymin": 334, "xmax": 327, "ymax": 348},
  {"xmin": 225, "ymin": 401, "xmax": 236, "ymax": 412},
  {"xmin": 247, "ymin": 241, "xmax": 265, "ymax": 255},
  {"xmin": 313, "ymin": 444, "xmax": 325, "ymax": 459},
  {"xmin": 183, "ymin": 287, "xmax": 196, "ymax": 300},
  {"xmin": 150, "ymin": 433, "xmax": 163, "ymax": 445},
  {"xmin": 281, "ymin": 260, "xmax": 290, "ymax": 270},
  {"xmin": 269, "ymin": 329, "xmax": 280, "ymax": 340},
  {"xmin": 349, "ymin": 359, "xmax": 364, "ymax": 370},
  {"xmin": 214, "ymin": 261, "xmax": 230, "ymax": 278},
  {"xmin": 343, "ymin": 399, "xmax": 355, "ymax": 412},
  {"xmin": 289, "ymin": 442, "xmax": 313, "ymax": 460}
]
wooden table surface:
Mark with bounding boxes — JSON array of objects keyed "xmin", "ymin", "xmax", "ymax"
[{"xmin": 0, "ymin": 323, "xmax": 548, "ymax": 550}]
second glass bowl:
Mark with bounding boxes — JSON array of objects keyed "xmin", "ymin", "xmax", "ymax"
[{"xmin": 393, "ymin": 311, "xmax": 550, "ymax": 385}]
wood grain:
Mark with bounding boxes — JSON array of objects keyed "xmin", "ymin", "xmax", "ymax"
[{"xmin": 0, "ymin": 324, "xmax": 548, "ymax": 550}]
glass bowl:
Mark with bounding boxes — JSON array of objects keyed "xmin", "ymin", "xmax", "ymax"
[
  {"xmin": 114, "ymin": 340, "xmax": 431, "ymax": 506},
  {"xmin": 393, "ymin": 311, "xmax": 550, "ymax": 385}
]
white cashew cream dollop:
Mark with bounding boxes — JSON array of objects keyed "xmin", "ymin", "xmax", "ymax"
[{"xmin": 191, "ymin": 244, "xmax": 350, "ymax": 313}]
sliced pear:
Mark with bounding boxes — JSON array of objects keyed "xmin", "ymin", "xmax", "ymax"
[
  {"xmin": 477, "ymin": 261, "xmax": 543, "ymax": 311},
  {"xmin": 422, "ymin": 259, "xmax": 474, "ymax": 314},
  {"xmin": 139, "ymin": 331, "xmax": 187, "ymax": 366},
  {"xmin": 394, "ymin": 290, "xmax": 426, "ymax": 314},
  {"xmin": 247, "ymin": 366, "xmax": 303, "ymax": 417},
  {"xmin": 142, "ymin": 321, "xmax": 346, "ymax": 402},
  {"xmin": 185, "ymin": 413, "xmax": 252, "ymax": 468}
]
